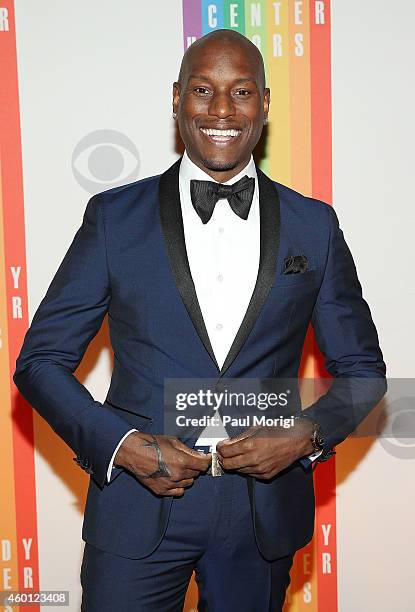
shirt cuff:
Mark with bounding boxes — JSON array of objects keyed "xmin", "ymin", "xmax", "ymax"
[
  {"xmin": 299, "ymin": 449, "xmax": 323, "ymax": 469},
  {"xmin": 106, "ymin": 429, "xmax": 138, "ymax": 483}
]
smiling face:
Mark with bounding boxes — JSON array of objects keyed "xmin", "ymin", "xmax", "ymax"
[{"xmin": 173, "ymin": 31, "xmax": 270, "ymax": 182}]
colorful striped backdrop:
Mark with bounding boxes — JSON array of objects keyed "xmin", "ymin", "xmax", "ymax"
[{"xmin": 182, "ymin": 2, "xmax": 336, "ymax": 610}]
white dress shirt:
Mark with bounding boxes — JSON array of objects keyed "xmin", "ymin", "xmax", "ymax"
[
  {"xmin": 179, "ymin": 150, "xmax": 259, "ymax": 450},
  {"xmin": 106, "ymin": 151, "xmax": 320, "ymax": 482}
]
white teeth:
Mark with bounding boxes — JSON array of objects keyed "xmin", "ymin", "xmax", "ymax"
[{"xmin": 200, "ymin": 128, "xmax": 241, "ymax": 137}]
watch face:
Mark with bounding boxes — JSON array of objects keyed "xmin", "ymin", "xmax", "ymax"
[{"xmin": 312, "ymin": 424, "xmax": 324, "ymax": 450}]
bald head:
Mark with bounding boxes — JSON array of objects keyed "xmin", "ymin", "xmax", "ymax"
[{"xmin": 178, "ymin": 29, "xmax": 266, "ymax": 92}]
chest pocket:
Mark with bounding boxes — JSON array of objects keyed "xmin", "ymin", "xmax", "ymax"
[{"xmin": 271, "ymin": 269, "xmax": 319, "ymax": 290}]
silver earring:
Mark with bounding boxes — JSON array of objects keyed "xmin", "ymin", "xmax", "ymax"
[
  {"xmin": 264, "ymin": 116, "xmax": 268, "ymax": 125},
  {"xmin": 172, "ymin": 112, "xmax": 177, "ymax": 120}
]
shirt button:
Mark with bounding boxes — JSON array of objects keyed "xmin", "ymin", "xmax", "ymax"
[
  {"xmin": 217, "ymin": 274, "xmax": 223, "ymax": 282},
  {"xmin": 216, "ymin": 323, "xmax": 223, "ymax": 330},
  {"xmin": 218, "ymin": 227, "xmax": 225, "ymax": 234}
]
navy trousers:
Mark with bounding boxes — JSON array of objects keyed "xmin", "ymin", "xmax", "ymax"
[{"xmin": 80, "ymin": 471, "xmax": 293, "ymax": 611}]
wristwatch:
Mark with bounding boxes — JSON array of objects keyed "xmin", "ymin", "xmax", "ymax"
[{"xmin": 295, "ymin": 414, "xmax": 325, "ymax": 453}]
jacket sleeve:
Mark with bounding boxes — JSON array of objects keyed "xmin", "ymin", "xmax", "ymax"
[
  {"xmin": 13, "ymin": 194, "xmax": 135, "ymax": 489},
  {"xmin": 302, "ymin": 204, "xmax": 387, "ymax": 460}
]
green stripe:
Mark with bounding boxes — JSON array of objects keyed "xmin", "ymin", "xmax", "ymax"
[{"xmin": 224, "ymin": 0, "xmax": 245, "ymax": 32}]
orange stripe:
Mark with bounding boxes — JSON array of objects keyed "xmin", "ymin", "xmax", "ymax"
[
  {"xmin": 0, "ymin": 0, "xmax": 40, "ymax": 604},
  {"xmin": 310, "ymin": 0, "xmax": 332, "ymax": 204},
  {"xmin": 0, "ymin": 153, "xmax": 19, "ymax": 591},
  {"xmin": 288, "ymin": 0, "xmax": 311, "ymax": 196}
]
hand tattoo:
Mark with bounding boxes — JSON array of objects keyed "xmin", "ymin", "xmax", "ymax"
[{"xmin": 141, "ymin": 435, "xmax": 171, "ymax": 478}]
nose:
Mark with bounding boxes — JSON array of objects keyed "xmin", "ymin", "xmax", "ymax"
[{"xmin": 208, "ymin": 92, "xmax": 236, "ymax": 119}]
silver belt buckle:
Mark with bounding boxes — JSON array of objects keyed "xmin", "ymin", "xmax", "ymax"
[
  {"xmin": 210, "ymin": 452, "xmax": 223, "ymax": 477},
  {"xmin": 195, "ymin": 446, "xmax": 223, "ymax": 477}
]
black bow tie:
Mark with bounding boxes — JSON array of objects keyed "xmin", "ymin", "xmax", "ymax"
[{"xmin": 190, "ymin": 175, "xmax": 255, "ymax": 224}]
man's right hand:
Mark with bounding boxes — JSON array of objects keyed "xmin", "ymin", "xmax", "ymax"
[{"xmin": 113, "ymin": 431, "xmax": 211, "ymax": 497}]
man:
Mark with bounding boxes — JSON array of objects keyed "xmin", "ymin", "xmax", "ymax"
[{"xmin": 13, "ymin": 29, "xmax": 386, "ymax": 611}]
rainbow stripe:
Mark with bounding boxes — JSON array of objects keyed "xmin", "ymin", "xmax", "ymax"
[
  {"xmin": 181, "ymin": 2, "xmax": 336, "ymax": 610},
  {"xmin": 0, "ymin": 1, "xmax": 40, "ymax": 609}
]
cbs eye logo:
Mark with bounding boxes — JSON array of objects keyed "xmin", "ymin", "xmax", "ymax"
[
  {"xmin": 72, "ymin": 129, "xmax": 140, "ymax": 193},
  {"xmin": 377, "ymin": 396, "xmax": 415, "ymax": 460}
]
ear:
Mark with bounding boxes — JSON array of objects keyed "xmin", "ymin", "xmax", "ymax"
[
  {"xmin": 263, "ymin": 87, "xmax": 270, "ymax": 119},
  {"xmin": 172, "ymin": 82, "xmax": 181, "ymax": 116}
]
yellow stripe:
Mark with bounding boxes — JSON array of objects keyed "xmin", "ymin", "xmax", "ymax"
[{"xmin": 267, "ymin": 0, "xmax": 290, "ymax": 184}]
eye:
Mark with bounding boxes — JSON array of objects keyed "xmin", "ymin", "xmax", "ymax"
[
  {"xmin": 72, "ymin": 129, "xmax": 140, "ymax": 194},
  {"xmin": 194, "ymin": 86, "xmax": 211, "ymax": 95},
  {"xmin": 235, "ymin": 89, "xmax": 251, "ymax": 96}
]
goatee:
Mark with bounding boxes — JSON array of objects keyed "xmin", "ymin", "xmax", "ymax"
[{"xmin": 200, "ymin": 157, "xmax": 240, "ymax": 173}]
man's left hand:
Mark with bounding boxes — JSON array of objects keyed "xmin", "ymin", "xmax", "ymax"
[{"xmin": 216, "ymin": 419, "xmax": 315, "ymax": 480}]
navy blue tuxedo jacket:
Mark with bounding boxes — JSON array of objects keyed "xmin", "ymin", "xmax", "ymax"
[{"xmin": 13, "ymin": 158, "xmax": 386, "ymax": 560}]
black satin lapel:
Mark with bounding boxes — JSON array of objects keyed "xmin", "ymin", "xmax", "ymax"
[
  {"xmin": 158, "ymin": 158, "xmax": 219, "ymax": 371},
  {"xmin": 219, "ymin": 166, "xmax": 281, "ymax": 376}
]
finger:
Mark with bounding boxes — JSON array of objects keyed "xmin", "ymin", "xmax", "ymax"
[
  {"xmin": 173, "ymin": 440, "xmax": 207, "ymax": 457},
  {"xmin": 181, "ymin": 451, "xmax": 212, "ymax": 471},
  {"xmin": 216, "ymin": 428, "xmax": 258, "ymax": 457},
  {"xmin": 173, "ymin": 441, "xmax": 212, "ymax": 465},
  {"xmin": 173, "ymin": 468, "xmax": 201, "ymax": 480},
  {"xmin": 253, "ymin": 471, "xmax": 276, "ymax": 480},
  {"xmin": 168, "ymin": 487, "xmax": 186, "ymax": 497},
  {"xmin": 219, "ymin": 453, "xmax": 257, "ymax": 471},
  {"xmin": 170, "ymin": 468, "xmax": 199, "ymax": 481},
  {"xmin": 217, "ymin": 429, "xmax": 253, "ymax": 449},
  {"xmin": 216, "ymin": 438, "xmax": 255, "ymax": 458},
  {"xmin": 173, "ymin": 478, "xmax": 194, "ymax": 488},
  {"xmin": 233, "ymin": 465, "xmax": 260, "ymax": 474}
]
